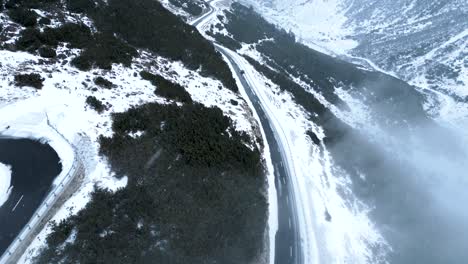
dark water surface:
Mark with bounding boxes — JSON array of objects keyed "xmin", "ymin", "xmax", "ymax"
[{"xmin": 0, "ymin": 138, "xmax": 61, "ymax": 255}]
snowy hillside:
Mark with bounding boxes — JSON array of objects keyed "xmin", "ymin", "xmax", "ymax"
[
  {"xmin": 200, "ymin": 2, "xmax": 468, "ymax": 264},
  {"xmin": 0, "ymin": 0, "xmax": 269, "ymax": 263},
  {"xmin": 242, "ymin": 0, "xmax": 468, "ymax": 131},
  {"xmin": 159, "ymin": 0, "xmax": 209, "ymax": 21},
  {"xmin": 238, "ymin": 0, "xmax": 356, "ymax": 55},
  {"xmin": 344, "ymin": 0, "xmax": 468, "ymax": 135},
  {"xmin": 2, "ymin": 0, "xmax": 466, "ymax": 263}
]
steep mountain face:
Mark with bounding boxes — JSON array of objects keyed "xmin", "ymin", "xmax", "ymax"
[
  {"xmin": 344, "ymin": 0, "xmax": 468, "ymax": 123},
  {"xmin": 239, "ymin": 0, "xmax": 355, "ymax": 54},
  {"xmin": 345, "ymin": 0, "xmax": 467, "ymax": 75},
  {"xmin": 202, "ymin": 2, "xmax": 468, "ymax": 264},
  {"xmin": 160, "ymin": 0, "xmax": 209, "ymax": 21},
  {"xmin": 243, "ymin": 0, "xmax": 468, "ymax": 130}
]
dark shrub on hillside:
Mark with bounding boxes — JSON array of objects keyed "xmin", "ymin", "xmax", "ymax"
[
  {"xmin": 86, "ymin": 95, "xmax": 105, "ymax": 113},
  {"xmin": 15, "ymin": 28, "xmax": 42, "ymax": 51},
  {"xmin": 38, "ymin": 17, "xmax": 51, "ymax": 25},
  {"xmin": 306, "ymin": 130, "xmax": 321, "ymax": 145},
  {"xmin": 71, "ymin": 33, "xmax": 137, "ymax": 70},
  {"xmin": 139, "ymin": 70, "xmax": 158, "ymax": 84},
  {"xmin": 14, "ymin": 73, "xmax": 44, "ymax": 89},
  {"xmin": 16, "ymin": 23, "xmax": 92, "ymax": 52},
  {"xmin": 38, "ymin": 46, "xmax": 56, "ymax": 58},
  {"xmin": 15, "ymin": 23, "xmax": 137, "ymax": 70},
  {"xmin": 244, "ymin": 56, "xmax": 328, "ymax": 120},
  {"xmin": 42, "ymin": 23, "xmax": 92, "ymax": 49},
  {"xmin": 66, "ymin": 0, "xmax": 95, "ymax": 13},
  {"xmin": 140, "ymin": 71, "xmax": 192, "ymax": 103},
  {"xmin": 207, "ymin": 31, "xmax": 242, "ymax": 51},
  {"xmin": 168, "ymin": 0, "xmax": 204, "ymax": 16},
  {"xmin": 107, "ymin": 103, "xmax": 259, "ymax": 169},
  {"xmin": 243, "ymin": 55, "xmax": 351, "ymax": 145},
  {"xmin": 35, "ymin": 102, "xmax": 266, "ymax": 264},
  {"xmin": 8, "ymin": 8, "xmax": 37, "ymax": 27},
  {"xmin": 86, "ymin": 0, "xmax": 237, "ymax": 92},
  {"xmin": 223, "ymin": 4, "xmax": 275, "ymax": 44},
  {"xmin": 5, "ymin": 0, "xmax": 58, "ymax": 9},
  {"xmin": 69, "ymin": 55, "xmax": 90, "ymax": 70},
  {"xmin": 94, "ymin": 76, "xmax": 114, "ymax": 89}
]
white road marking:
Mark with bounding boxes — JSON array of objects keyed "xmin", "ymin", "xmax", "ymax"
[
  {"xmin": 289, "ymin": 217, "xmax": 292, "ymax": 229},
  {"xmin": 11, "ymin": 195, "xmax": 24, "ymax": 212},
  {"xmin": 290, "ymin": 246, "xmax": 293, "ymax": 258}
]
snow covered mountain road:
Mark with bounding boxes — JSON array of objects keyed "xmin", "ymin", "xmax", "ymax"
[
  {"xmin": 191, "ymin": 0, "xmax": 216, "ymax": 27},
  {"xmin": 216, "ymin": 44, "xmax": 304, "ymax": 264},
  {"xmin": 0, "ymin": 134, "xmax": 85, "ymax": 264},
  {"xmin": 191, "ymin": 2, "xmax": 311, "ymax": 263}
]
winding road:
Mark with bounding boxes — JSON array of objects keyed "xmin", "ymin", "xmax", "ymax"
[
  {"xmin": 2, "ymin": 2, "xmax": 305, "ymax": 263},
  {"xmin": 193, "ymin": 2, "xmax": 304, "ymax": 264},
  {"xmin": 0, "ymin": 132, "xmax": 85, "ymax": 264}
]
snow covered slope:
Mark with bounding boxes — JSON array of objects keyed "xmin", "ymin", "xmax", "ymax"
[
  {"xmin": 0, "ymin": 1, "xmax": 266, "ymax": 263},
  {"xmin": 0, "ymin": 50, "xmax": 255, "ymax": 263},
  {"xmin": 242, "ymin": 0, "xmax": 468, "ymax": 131},
  {"xmin": 159, "ymin": 0, "xmax": 209, "ymax": 21},
  {"xmin": 200, "ymin": 3, "xmax": 394, "ymax": 263},
  {"xmin": 238, "ymin": 0, "xmax": 357, "ymax": 55},
  {"xmin": 201, "ymin": 2, "xmax": 468, "ymax": 264},
  {"xmin": 343, "ymin": 0, "xmax": 468, "ymax": 129}
]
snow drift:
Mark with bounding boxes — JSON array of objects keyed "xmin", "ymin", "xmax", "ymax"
[{"xmin": 0, "ymin": 163, "xmax": 13, "ymax": 208}]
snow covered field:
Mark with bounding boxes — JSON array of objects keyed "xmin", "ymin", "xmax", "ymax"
[
  {"xmin": 239, "ymin": 0, "xmax": 357, "ymax": 56},
  {"xmin": 0, "ymin": 163, "xmax": 12, "ymax": 208}
]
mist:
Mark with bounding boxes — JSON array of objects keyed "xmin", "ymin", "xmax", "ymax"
[{"xmin": 328, "ymin": 78, "xmax": 468, "ymax": 263}]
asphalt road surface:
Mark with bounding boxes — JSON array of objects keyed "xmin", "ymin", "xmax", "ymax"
[
  {"xmin": 191, "ymin": 1, "xmax": 304, "ymax": 263},
  {"xmin": 216, "ymin": 46, "xmax": 304, "ymax": 264}
]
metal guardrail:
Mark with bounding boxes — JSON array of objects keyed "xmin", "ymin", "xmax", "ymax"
[
  {"xmin": 0, "ymin": 149, "xmax": 84, "ymax": 264},
  {"xmin": 0, "ymin": 114, "xmax": 86, "ymax": 264}
]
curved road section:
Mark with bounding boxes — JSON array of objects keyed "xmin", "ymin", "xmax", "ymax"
[
  {"xmin": 193, "ymin": 2, "xmax": 304, "ymax": 264},
  {"xmin": 191, "ymin": 0, "xmax": 216, "ymax": 26},
  {"xmin": 0, "ymin": 133, "xmax": 86, "ymax": 264}
]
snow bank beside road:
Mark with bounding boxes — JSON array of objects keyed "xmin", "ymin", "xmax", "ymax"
[
  {"xmin": 0, "ymin": 163, "xmax": 13, "ymax": 208},
  {"xmin": 195, "ymin": 1, "xmax": 387, "ymax": 262},
  {"xmin": 224, "ymin": 48, "xmax": 388, "ymax": 263}
]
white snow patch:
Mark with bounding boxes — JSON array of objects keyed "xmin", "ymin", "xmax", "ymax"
[
  {"xmin": 0, "ymin": 163, "xmax": 13, "ymax": 208},
  {"xmin": 240, "ymin": 0, "xmax": 358, "ymax": 56}
]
